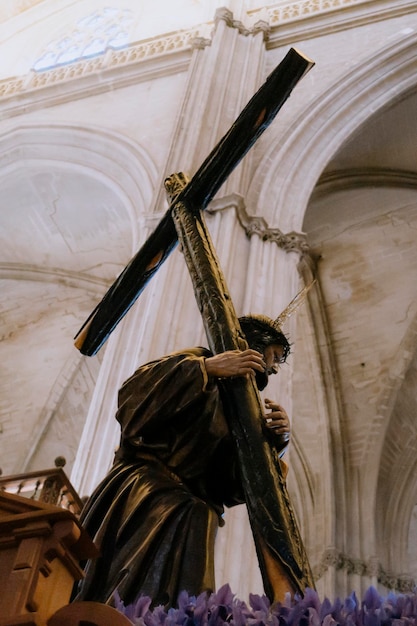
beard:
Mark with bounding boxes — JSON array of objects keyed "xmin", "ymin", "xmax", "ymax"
[{"xmin": 255, "ymin": 369, "xmax": 269, "ymax": 391}]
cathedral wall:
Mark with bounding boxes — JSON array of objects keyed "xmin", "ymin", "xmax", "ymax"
[{"xmin": 0, "ymin": 0, "xmax": 416, "ymax": 603}]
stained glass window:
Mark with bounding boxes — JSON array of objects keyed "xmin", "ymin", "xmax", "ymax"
[{"xmin": 33, "ymin": 7, "xmax": 133, "ymax": 71}]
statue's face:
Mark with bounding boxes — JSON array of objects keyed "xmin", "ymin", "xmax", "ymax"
[
  {"xmin": 263, "ymin": 344, "xmax": 286, "ymax": 376},
  {"xmin": 255, "ymin": 343, "xmax": 285, "ymax": 390}
]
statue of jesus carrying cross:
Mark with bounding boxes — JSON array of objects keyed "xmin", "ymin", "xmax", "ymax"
[{"xmin": 73, "ymin": 48, "xmax": 315, "ymax": 609}]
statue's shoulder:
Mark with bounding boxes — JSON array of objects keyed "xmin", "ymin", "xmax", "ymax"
[
  {"xmin": 176, "ymin": 346, "xmax": 212, "ymax": 358},
  {"xmin": 137, "ymin": 347, "xmax": 213, "ymax": 371},
  {"xmin": 120, "ymin": 347, "xmax": 213, "ymax": 394}
]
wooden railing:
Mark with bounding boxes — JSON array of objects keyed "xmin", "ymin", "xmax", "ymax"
[{"xmin": 0, "ymin": 467, "xmax": 84, "ymax": 516}]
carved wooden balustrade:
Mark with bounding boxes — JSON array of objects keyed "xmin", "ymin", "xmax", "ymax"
[
  {"xmin": 0, "ymin": 466, "xmax": 84, "ymax": 517},
  {"xmin": 0, "ymin": 466, "xmax": 131, "ymax": 625}
]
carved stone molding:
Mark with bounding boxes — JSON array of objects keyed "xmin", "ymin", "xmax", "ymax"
[
  {"xmin": 313, "ymin": 547, "xmax": 416, "ymax": 592},
  {"xmin": 1, "ymin": 1, "xmax": 412, "ymax": 107},
  {"xmin": 312, "ymin": 167, "xmax": 417, "ymax": 198},
  {"xmin": 190, "ymin": 36, "xmax": 212, "ymax": 50},
  {"xmin": 0, "ymin": 29, "xmax": 200, "ymax": 104},
  {"xmin": 252, "ymin": 20, "xmax": 271, "ymax": 41},
  {"xmin": 207, "ymin": 193, "xmax": 310, "ymax": 257},
  {"xmin": 215, "ymin": 7, "xmax": 271, "ymax": 41},
  {"xmin": 260, "ymin": 229, "xmax": 310, "ymax": 255},
  {"xmin": 265, "ymin": 0, "xmax": 394, "ymax": 24},
  {"xmin": 252, "ymin": 0, "xmax": 416, "ymax": 47},
  {"xmin": 215, "ymin": 8, "xmax": 250, "ymax": 36},
  {"xmin": 0, "ymin": 262, "xmax": 111, "ymax": 292}
]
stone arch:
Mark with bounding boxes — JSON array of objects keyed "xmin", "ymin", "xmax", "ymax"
[
  {"xmin": 21, "ymin": 347, "xmax": 102, "ymax": 473},
  {"xmin": 0, "ymin": 122, "xmax": 158, "ymax": 475},
  {"xmin": 373, "ymin": 311, "xmax": 417, "ymax": 578},
  {"xmin": 248, "ymin": 30, "xmax": 417, "ymax": 231},
  {"xmin": 287, "ymin": 432, "xmax": 316, "ymax": 549},
  {"xmin": 0, "ymin": 263, "xmax": 109, "ymax": 291},
  {"xmin": 0, "ymin": 122, "xmax": 158, "ymax": 250},
  {"xmin": 365, "ymin": 309, "xmax": 417, "ymax": 481},
  {"xmin": 247, "ymin": 35, "xmax": 417, "ymax": 589},
  {"xmin": 287, "ymin": 286, "xmax": 343, "ymax": 589}
]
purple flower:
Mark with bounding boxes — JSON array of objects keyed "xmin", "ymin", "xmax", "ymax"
[{"xmin": 114, "ymin": 586, "xmax": 417, "ymax": 626}]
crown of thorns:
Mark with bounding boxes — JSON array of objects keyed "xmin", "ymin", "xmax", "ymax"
[
  {"xmin": 238, "ymin": 315, "xmax": 291, "ymax": 363},
  {"xmin": 238, "ymin": 281, "xmax": 316, "ymax": 362}
]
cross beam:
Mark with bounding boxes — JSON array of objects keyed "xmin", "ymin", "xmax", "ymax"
[
  {"xmin": 74, "ymin": 48, "xmax": 314, "ymax": 356},
  {"xmin": 168, "ymin": 172, "xmax": 315, "ymax": 598}
]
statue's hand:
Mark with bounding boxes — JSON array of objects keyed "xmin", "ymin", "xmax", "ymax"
[
  {"xmin": 205, "ymin": 349, "xmax": 265, "ymax": 378},
  {"xmin": 263, "ymin": 399, "xmax": 290, "ymax": 451}
]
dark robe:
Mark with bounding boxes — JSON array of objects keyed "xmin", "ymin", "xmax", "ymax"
[{"xmin": 74, "ymin": 348, "xmax": 246, "ymax": 608}]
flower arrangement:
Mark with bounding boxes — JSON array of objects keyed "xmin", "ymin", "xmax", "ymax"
[{"xmin": 114, "ymin": 584, "xmax": 417, "ymax": 626}]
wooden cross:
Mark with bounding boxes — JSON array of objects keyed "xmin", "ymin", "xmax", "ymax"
[{"xmin": 75, "ymin": 48, "xmax": 315, "ymax": 600}]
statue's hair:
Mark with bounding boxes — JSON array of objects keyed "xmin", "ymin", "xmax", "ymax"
[
  {"xmin": 238, "ymin": 315, "xmax": 290, "ymax": 363},
  {"xmin": 237, "ymin": 282, "xmax": 316, "ymax": 362}
]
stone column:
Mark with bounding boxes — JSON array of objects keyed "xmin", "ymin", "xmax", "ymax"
[
  {"xmin": 71, "ymin": 6, "xmax": 304, "ymax": 602},
  {"xmin": 71, "ymin": 7, "xmax": 273, "ymax": 495},
  {"xmin": 210, "ymin": 199, "xmax": 307, "ymax": 598},
  {"xmin": 70, "ymin": 215, "xmax": 181, "ymax": 497}
]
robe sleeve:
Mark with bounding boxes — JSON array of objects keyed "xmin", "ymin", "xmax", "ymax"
[{"xmin": 115, "ymin": 348, "xmax": 216, "ymax": 442}]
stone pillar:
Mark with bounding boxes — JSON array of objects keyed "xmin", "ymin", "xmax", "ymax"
[
  {"xmin": 71, "ymin": 6, "xmax": 306, "ymax": 603},
  {"xmin": 71, "ymin": 6, "xmax": 271, "ymax": 497},
  {"xmin": 296, "ymin": 252, "xmax": 348, "ymax": 599},
  {"xmin": 69, "ymin": 215, "xmax": 191, "ymax": 497},
  {"xmin": 207, "ymin": 195, "xmax": 309, "ymax": 598}
]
